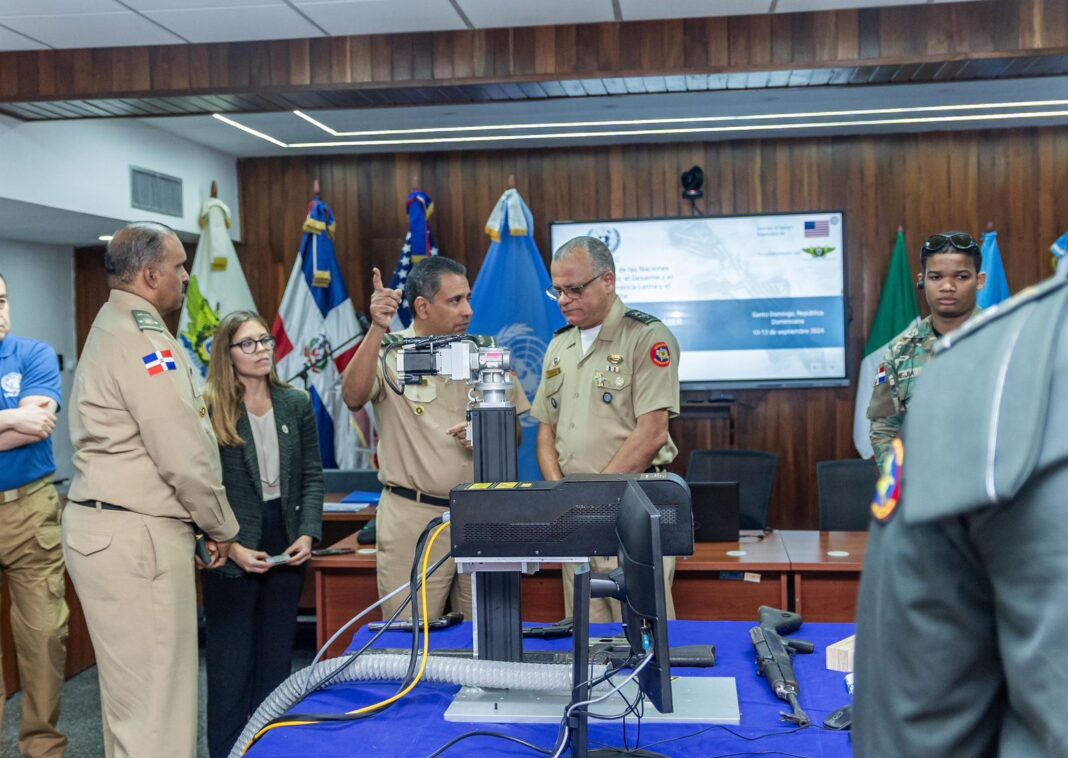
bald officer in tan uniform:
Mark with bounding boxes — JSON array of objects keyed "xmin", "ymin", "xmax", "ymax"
[
  {"xmin": 533, "ymin": 236, "xmax": 681, "ymax": 623},
  {"xmin": 65, "ymin": 223, "xmax": 238, "ymax": 758},
  {"xmin": 343, "ymin": 257, "xmax": 529, "ymax": 620}
]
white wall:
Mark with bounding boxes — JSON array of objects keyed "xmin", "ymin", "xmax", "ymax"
[
  {"xmin": 0, "ymin": 239, "xmax": 77, "ymax": 483},
  {"xmin": 0, "ymin": 114, "xmax": 240, "ymax": 241}
]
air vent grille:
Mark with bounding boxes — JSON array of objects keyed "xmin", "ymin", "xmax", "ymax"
[{"xmin": 130, "ymin": 166, "xmax": 183, "ymax": 217}]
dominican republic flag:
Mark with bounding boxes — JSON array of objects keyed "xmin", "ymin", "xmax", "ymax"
[
  {"xmin": 805, "ymin": 219, "xmax": 830, "ymax": 237},
  {"xmin": 143, "ymin": 349, "xmax": 177, "ymax": 376},
  {"xmin": 271, "ymin": 196, "xmax": 371, "ymax": 469},
  {"xmin": 388, "ymin": 190, "xmax": 439, "ymax": 331}
]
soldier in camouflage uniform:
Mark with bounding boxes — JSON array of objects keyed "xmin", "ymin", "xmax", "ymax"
[{"xmin": 867, "ymin": 231, "xmax": 986, "ymax": 467}]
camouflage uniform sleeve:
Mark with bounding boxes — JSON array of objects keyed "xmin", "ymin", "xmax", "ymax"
[{"xmin": 867, "ymin": 349, "xmax": 904, "ymax": 468}]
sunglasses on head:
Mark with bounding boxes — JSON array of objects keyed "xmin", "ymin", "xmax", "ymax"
[{"xmin": 922, "ymin": 232, "xmax": 980, "ymax": 255}]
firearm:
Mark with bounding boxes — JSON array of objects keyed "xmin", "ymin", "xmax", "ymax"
[{"xmin": 749, "ymin": 605, "xmax": 815, "ymax": 726}]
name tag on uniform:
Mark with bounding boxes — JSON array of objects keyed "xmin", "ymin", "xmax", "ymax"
[{"xmin": 545, "ymin": 366, "xmax": 561, "ymax": 379}]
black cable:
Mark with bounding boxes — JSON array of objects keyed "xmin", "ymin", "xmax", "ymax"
[
  {"xmin": 425, "ymin": 731, "xmax": 553, "ymax": 758},
  {"xmin": 382, "ymin": 340, "xmax": 405, "ymax": 395}
]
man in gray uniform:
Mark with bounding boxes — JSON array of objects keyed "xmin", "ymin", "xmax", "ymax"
[{"xmin": 853, "ymin": 270, "xmax": 1068, "ymax": 756}]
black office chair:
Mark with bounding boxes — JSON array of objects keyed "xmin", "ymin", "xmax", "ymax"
[
  {"xmin": 321, "ymin": 469, "xmax": 383, "ymax": 493},
  {"xmin": 817, "ymin": 459, "xmax": 879, "ymax": 531},
  {"xmin": 686, "ymin": 450, "xmax": 779, "ymax": 530}
]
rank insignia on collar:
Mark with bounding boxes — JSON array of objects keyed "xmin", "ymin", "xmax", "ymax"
[{"xmin": 871, "ymin": 437, "xmax": 904, "ymax": 523}]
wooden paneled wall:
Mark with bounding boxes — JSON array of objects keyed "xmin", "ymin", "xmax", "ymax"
[
  {"xmin": 4, "ymin": 0, "xmax": 1067, "ymax": 101},
  {"xmin": 218, "ymin": 126, "xmax": 1068, "ymax": 528}
]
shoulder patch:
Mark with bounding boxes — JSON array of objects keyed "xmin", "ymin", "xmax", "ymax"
[
  {"xmin": 132, "ymin": 309, "xmax": 164, "ymax": 333},
  {"xmin": 937, "ymin": 275, "xmax": 1068, "ymax": 354},
  {"xmin": 380, "ymin": 333, "xmax": 406, "ymax": 347},
  {"xmin": 625, "ymin": 309, "xmax": 660, "ymax": 326},
  {"xmin": 871, "ymin": 437, "xmax": 904, "ymax": 523},
  {"xmin": 554, "ymin": 324, "xmax": 573, "ymax": 336}
]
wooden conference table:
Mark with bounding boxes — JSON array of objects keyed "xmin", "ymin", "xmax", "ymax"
[{"xmin": 311, "ymin": 528, "xmax": 869, "ymax": 657}]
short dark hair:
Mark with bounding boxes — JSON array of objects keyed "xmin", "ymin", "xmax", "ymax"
[
  {"xmin": 104, "ymin": 222, "xmax": 177, "ymax": 284},
  {"xmin": 405, "ymin": 256, "xmax": 467, "ymax": 310},
  {"xmin": 921, "ymin": 231, "xmax": 982, "ymax": 273}
]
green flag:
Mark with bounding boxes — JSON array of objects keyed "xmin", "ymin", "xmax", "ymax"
[{"xmin": 853, "ymin": 230, "xmax": 920, "ymax": 457}]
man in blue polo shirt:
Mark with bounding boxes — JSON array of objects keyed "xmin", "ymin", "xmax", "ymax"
[{"xmin": 0, "ymin": 272, "xmax": 69, "ymax": 757}]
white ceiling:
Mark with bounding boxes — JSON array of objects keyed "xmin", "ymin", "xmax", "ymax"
[
  {"xmin": 144, "ymin": 76, "xmax": 1068, "ymax": 157},
  {"xmin": 0, "ymin": 0, "xmax": 984, "ymax": 51}
]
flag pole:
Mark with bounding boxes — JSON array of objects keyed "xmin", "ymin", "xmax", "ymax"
[{"xmin": 210, "ymin": 180, "xmax": 217, "ymax": 199}]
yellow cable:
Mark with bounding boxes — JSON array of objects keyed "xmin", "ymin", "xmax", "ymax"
[{"xmin": 243, "ymin": 520, "xmax": 449, "ymax": 753}]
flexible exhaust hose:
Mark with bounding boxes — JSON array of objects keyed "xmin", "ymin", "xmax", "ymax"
[{"xmin": 230, "ymin": 654, "xmax": 608, "ymax": 757}]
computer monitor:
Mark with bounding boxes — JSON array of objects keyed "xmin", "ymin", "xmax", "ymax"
[{"xmin": 614, "ymin": 480, "xmax": 673, "ymax": 714}]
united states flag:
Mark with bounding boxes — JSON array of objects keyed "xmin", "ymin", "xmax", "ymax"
[
  {"xmin": 805, "ymin": 220, "xmax": 830, "ymax": 238},
  {"xmin": 388, "ymin": 190, "xmax": 439, "ymax": 331}
]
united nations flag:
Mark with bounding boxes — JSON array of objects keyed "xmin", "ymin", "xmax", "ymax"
[{"xmin": 469, "ymin": 188, "xmax": 566, "ymax": 479}]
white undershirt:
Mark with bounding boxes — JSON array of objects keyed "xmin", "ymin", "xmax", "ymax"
[
  {"xmin": 580, "ymin": 324, "xmax": 602, "ymax": 355},
  {"xmin": 248, "ymin": 408, "xmax": 281, "ymax": 501}
]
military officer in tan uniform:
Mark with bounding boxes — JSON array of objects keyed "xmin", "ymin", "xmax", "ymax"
[
  {"xmin": 867, "ymin": 231, "xmax": 985, "ymax": 467},
  {"xmin": 342, "ymin": 257, "xmax": 529, "ymax": 620},
  {"xmin": 65, "ymin": 222, "xmax": 238, "ymax": 758},
  {"xmin": 532, "ymin": 236, "xmax": 681, "ymax": 623}
]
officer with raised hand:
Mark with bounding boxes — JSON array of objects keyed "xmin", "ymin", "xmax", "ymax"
[
  {"xmin": 65, "ymin": 222, "xmax": 238, "ymax": 757},
  {"xmin": 342, "ymin": 257, "xmax": 529, "ymax": 621},
  {"xmin": 532, "ymin": 236, "xmax": 681, "ymax": 623},
  {"xmin": 854, "ymin": 268, "xmax": 1068, "ymax": 756},
  {"xmin": 867, "ymin": 231, "xmax": 985, "ymax": 468}
]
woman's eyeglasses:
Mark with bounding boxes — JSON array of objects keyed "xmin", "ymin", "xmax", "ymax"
[{"xmin": 230, "ymin": 336, "xmax": 277, "ymax": 354}]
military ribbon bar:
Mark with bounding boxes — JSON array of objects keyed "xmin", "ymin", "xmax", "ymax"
[{"xmin": 143, "ymin": 349, "xmax": 177, "ymax": 376}]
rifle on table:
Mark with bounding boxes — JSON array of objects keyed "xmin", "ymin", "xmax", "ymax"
[{"xmin": 749, "ymin": 605, "xmax": 815, "ymax": 726}]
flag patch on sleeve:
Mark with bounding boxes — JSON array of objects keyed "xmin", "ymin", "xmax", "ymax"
[
  {"xmin": 143, "ymin": 350, "xmax": 177, "ymax": 376},
  {"xmin": 874, "ymin": 365, "xmax": 887, "ymax": 386}
]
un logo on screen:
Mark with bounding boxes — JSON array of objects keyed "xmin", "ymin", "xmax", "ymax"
[
  {"xmin": 494, "ymin": 323, "xmax": 548, "ymax": 428},
  {"xmin": 587, "ymin": 226, "xmax": 621, "ymax": 253}
]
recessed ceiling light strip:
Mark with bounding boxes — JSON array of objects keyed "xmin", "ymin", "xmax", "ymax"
[
  {"xmin": 216, "ymin": 108, "xmax": 1068, "ymax": 149},
  {"xmin": 292, "ymin": 99, "xmax": 1068, "ymax": 137}
]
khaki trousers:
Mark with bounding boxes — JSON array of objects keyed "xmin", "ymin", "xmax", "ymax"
[
  {"xmin": 562, "ymin": 556, "xmax": 676, "ymax": 624},
  {"xmin": 376, "ymin": 489, "xmax": 471, "ymax": 621},
  {"xmin": 62, "ymin": 505, "xmax": 198, "ymax": 758},
  {"xmin": 0, "ymin": 480, "xmax": 69, "ymax": 758}
]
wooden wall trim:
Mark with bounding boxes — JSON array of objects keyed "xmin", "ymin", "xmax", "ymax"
[{"xmin": 4, "ymin": 0, "xmax": 1066, "ymax": 102}]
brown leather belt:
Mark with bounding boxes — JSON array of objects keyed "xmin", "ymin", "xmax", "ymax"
[{"xmin": 389, "ymin": 486, "xmax": 450, "ymax": 508}]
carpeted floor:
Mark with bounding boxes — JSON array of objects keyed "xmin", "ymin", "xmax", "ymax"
[{"xmin": 1, "ymin": 630, "xmax": 316, "ymax": 758}]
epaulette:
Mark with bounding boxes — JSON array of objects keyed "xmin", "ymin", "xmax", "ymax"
[
  {"xmin": 380, "ymin": 333, "xmax": 406, "ymax": 347},
  {"xmin": 553, "ymin": 324, "xmax": 573, "ymax": 336},
  {"xmin": 937, "ymin": 275, "xmax": 1068, "ymax": 354},
  {"xmin": 132, "ymin": 309, "xmax": 164, "ymax": 333},
  {"xmin": 625, "ymin": 309, "xmax": 661, "ymax": 326}
]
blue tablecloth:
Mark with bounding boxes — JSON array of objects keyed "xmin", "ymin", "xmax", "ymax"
[{"xmin": 249, "ymin": 621, "xmax": 854, "ymax": 757}]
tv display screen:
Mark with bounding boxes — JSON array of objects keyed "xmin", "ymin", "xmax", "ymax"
[{"xmin": 550, "ymin": 213, "xmax": 848, "ymax": 390}]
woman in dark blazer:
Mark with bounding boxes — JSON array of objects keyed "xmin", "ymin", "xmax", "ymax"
[{"xmin": 202, "ymin": 310, "xmax": 323, "ymax": 758}]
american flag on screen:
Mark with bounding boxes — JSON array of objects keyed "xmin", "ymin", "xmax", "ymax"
[{"xmin": 805, "ymin": 220, "xmax": 830, "ymax": 237}]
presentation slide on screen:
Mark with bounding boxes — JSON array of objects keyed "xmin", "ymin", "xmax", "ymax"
[{"xmin": 550, "ymin": 213, "xmax": 847, "ymax": 387}]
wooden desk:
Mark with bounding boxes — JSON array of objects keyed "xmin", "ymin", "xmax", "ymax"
[
  {"xmin": 298, "ymin": 496, "xmax": 376, "ymax": 609},
  {"xmin": 780, "ymin": 530, "xmax": 868, "ymax": 622},
  {"xmin": 674, "ymin": 531, "xmax": 791, "ymax": 620},
  {"xmin": 310, "ymin": 530, "xmax": 798, "ymax": 656}
]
